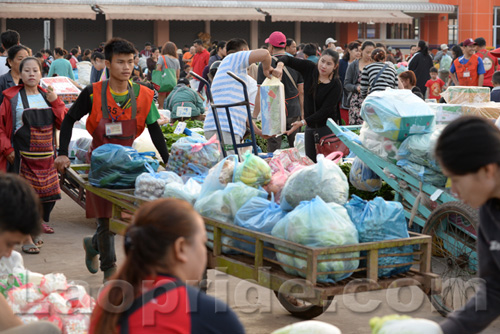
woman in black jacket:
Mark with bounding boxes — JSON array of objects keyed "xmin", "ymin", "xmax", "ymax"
[
  {"xmin": 408, "ymin": 40, "xmax": 434, "ymax": 96},
  {"xmin": 274, "ymin": 49, "xmax": 342, "ymax": 162}
]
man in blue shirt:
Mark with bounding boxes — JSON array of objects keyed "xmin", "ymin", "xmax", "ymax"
[{"xmin": 450, "ymin": 38, "xmax": 485, "ymax": 87}]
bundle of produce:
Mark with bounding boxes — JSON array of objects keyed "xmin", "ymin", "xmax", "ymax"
[
  {"xmin": 359, "ymin": 123, "xmax": 400, "ymax": 164},
  {"xmin": 264, "ymin": 159, "xmax": 289, "ymax": 201},
  {"xmin": 268, "ymin": 148, "xmax": 314, "ymax": 174},
  {"xmin": 166, "ymin": 135, "xmax": 220, "ymax": 177},
  {"xmin": 135, "ymin": 166, "xmax": 183, "ymax": 200},
  {"xmin": 163, "ymin": 178, "xmax": 202, "ymax": 204},
  {"xmin": 234, "ymin": 195, "xmax": 287, "ymax": 257},
  {"xmin": 346, "ymin": 195, "xmax": 413, "ymax": 277},
  {"xmin": 272, "ymin": 321, "xmax": 342, "ymax": 334},
  {"xmin": 280, "ymin": 154, "xmax": 349, "ymax": 211},
  {"xmin": 361, "ymin": 89, "xmax": 435, "ymax": 141},
  {"xmin": 88, "ymin": 144, "xmax": 159, "ymax": 189},
  {"xmin": 349, "ymin": 157, "xmax": 382, "ymax": 192},
  {"xmin": 234, "ymin": 151, "xmax": 271, "ymax": 188},
  {"xmin": 3, "ymin": 272, "xmax": 94, "ymax": 334},
  {"xmin": 199, "ymin": 155, "xmax": 238, "ymax": 198},
  {"xmin": 370, "ymin": 315, "xmax": 442, "ymax": 334},
  {"xmin": 272, "ymin": 197, "xmax": 359, "ymax": 283},
  {"xmin": 397, "ymin": 126, "xmax": 444, "ymax": 171},
  {"xmin": 161, "ymin": 120, "xmax": 205, "ymax": 150},
  {"xmin": 441, "ymin": 86, "xmax": 490, "ymax": 104},
  {"xmin": 397, "ymin": 159, "xmax": 447, "ymax": 187}
]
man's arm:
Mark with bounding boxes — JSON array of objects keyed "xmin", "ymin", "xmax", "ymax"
[
  {"xmin": 248, "ymin": 49, "xmax": 272, "ymax": 77},
  {"xmin": 253, "ymin": 89, "xmax": 261, "ymax": 119},
  {"xmin": 147, "ymin": 121, "xmax": 169, "ymax": 163},
  {"xmin": 478, "ymin": 74, "xmax": 484, "ymax": 87},
  {"xmin": 298, "ymin": 84, "xmax": 304, "ymax": 120}
]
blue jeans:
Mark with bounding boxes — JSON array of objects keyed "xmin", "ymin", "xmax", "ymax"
[{"xmin": 91, "ymin": 218, "xmax": 116, "ymax": 271}]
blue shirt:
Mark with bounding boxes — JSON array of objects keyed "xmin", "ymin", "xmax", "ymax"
[
  {"xmin": 15, "ymin": 93, "xmax": 49, "ymax": 131},
  {"xmin": 203, "ymin": 51, "xmax": 251, "ymax": 138},
  {"xmin": 491, "ymin": 87, "xmax": 500, "ymax": 102},
  {"xmin": 307, "ymin": 55, "xmax": 319, "ymax": 64},
  {"xmin": 450, "ymin": 55, "xmax": 486, "ymax": 75}
]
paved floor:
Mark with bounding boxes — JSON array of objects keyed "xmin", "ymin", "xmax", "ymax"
[{"xmin": 18, "ymin": 194, "xmax": 500, "ymax": 334}]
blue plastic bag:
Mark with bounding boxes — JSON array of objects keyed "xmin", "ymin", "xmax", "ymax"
[
  {"xmin": 234, "ymin": 195, "xmax": 287, "ymax": 257},
  {"xmin": 349, "ymin": 157, "xmax": 382, "ymax": 192},
  {"xmin": 396, "ymin": 159, "xmax": 446, "ymax": 187},
  {"xmin": 345, "ymin": 195, "xmax": 412, "ymax": 277},
  {"xmin": 163, "ymin": 178, "xmax": 202, "ymax": 204},
  {"xmin": 397, "ymin": 127, "xmax": 444, "ymax": 172},
  {"xmin": 89, "ymin": 144, "xmax": 159, "ymax": 189},
  {"xmin": 166, "ymin": 135, "xmax": 220, "ymax": 177},
  {"xmin": 272, "ymin": 196, "xmax": 359, "ymax": 283}
]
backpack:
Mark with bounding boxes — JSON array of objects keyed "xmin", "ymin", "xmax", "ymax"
[{"xmin": 440, "ymin": 54, "xmax": 452, "ymax": 72}]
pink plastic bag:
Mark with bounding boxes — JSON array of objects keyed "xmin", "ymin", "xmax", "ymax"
[
  {"xmin": 269, "ymin": 148, "xmax": 314, "ymax": 175},
  {"xmin": 264, "ymin": 159, "xmax": 289, "ymax": 203}
]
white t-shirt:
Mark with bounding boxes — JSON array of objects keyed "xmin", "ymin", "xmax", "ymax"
[
  {"xmin": 0, "ymin": 56, "xmax": 9, "ymax": 76},
  {"xmin": 203, "ymin": 51, "xmax": 251, "ymax": 138},
  {"xmin": 15, "ymin": 93, "xmax": 49, "ymax": 131}
]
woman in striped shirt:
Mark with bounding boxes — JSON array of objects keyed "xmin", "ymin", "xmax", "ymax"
[{"xmin": 360, "ymin": 48, "xmax": 397, "ymax": 98}]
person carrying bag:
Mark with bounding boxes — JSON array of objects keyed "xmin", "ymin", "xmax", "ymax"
[{"xmin": 152, "ymin": 55, "xmax": 177, "ymax": 93}]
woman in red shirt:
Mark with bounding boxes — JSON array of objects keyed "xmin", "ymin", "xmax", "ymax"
[{"xmin": 90, "ymin": 198, "xmax": 245, "ymax": 334}]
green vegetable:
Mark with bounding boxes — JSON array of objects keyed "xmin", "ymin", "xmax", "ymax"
[{"xmin": 340, "ymin": 163, "xmax": 394, "ymax": 201}]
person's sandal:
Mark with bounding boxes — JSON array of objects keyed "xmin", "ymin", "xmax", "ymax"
[
  {"xmin": 22, "ymin": 244, "xmax": 40, "ymax": 254},
  {"xmin": 33, "ymin": 237, "xmax": 44, "ymax": 248},
  {"xmin": 103, "ymin": 266, "xmax": 117, "ymax": 283},
  {"xmin": 83, "ymin": 237, "xmax": 99, "ymax": 274},
  {"xmin": 42, "ymin": 223, "xmax": 54, "ymax": 234}
]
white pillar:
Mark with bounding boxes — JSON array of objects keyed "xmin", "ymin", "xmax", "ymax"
[
  {"xmin": 1, "ymin": 19, "xmax": 6, "ymax": 33},
  {"xmin": 379, "ymin": 23, "xmax": 387, "ymax": 42},
  {"xmin": 250, "ymin": 21, "xmax": 258, "ymax": 50},
  {"xmin": 106, "ymin": 19, "xmax": 113, "ymax": 41},
  {"xmin": 54, "ymin": 18, "xmax": 64, "ymax": 48},
  {"xmin": 294, "ymin": 21, "xmax": 301, "ymax": 44}
]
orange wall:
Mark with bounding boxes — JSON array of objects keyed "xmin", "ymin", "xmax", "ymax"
[
  {"xmin": 420, "ymin": 14, "xmax": 449, "ymax": 46},
  {"xmin": 339, "ymin": 23, "xmax": 358, "ymax": 47}
]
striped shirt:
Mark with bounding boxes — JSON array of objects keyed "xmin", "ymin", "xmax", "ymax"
[
  {"xmin": 360, "ymin": 61, "xmax": 398, "ymax": 98},
  {"xmin": 203, "ymin": 51, "xmax": 251, "ymax": 138}
]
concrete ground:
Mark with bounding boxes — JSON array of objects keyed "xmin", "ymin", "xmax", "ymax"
[{"xmin": 18, "ymin": 194, "xmax": 500, "ymax": 334}]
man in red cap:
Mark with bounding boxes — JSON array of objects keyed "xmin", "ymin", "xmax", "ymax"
[
  {"xmin": 450, "ymin": 38, "xmax": 485, "ymax": 87},
  {"xmin": 253, "ymin": 31, "xmax": 304, "ymax": 153}
]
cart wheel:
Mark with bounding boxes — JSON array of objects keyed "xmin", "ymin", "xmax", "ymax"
[
  {"xmin": 274, "ymin": 291, "xmax": 333, "ymax": 319},
  {"xmin": 423, "ymin": 201, "xmax": 479, "ymax": 317}
]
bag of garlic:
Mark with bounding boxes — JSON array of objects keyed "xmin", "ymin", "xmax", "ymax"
[{"xmin": 134, "ymin": 164, "xmax": 184, "ymax": 200}]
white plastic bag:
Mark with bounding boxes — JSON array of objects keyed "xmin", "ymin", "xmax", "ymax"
[{"xmin": 260, "ymin": 77, "xmax": 286, "ymax": 136}]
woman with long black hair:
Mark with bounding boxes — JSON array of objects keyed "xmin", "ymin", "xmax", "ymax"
[
  {"xmin": 436, "ymin": 116, "xmax": 500, "ymax": 334},
  {"xmin": 274, "ymin": 48, "xmax": 342, "ymax": 162},
  {"xmin": 408, "ymin": 40, "xmax": 434, "ymax": 96}
]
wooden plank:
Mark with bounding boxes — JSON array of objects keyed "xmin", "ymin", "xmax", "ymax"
[{"xmin": 366, "ymin": 249, "xmax": 379, "ymax": 282}]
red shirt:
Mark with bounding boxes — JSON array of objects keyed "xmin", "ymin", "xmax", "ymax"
[
  {"xmin": 425, "ymin": 78, "xmax": 446, "ymax": 99},
  {"xmin": 476, "ymin": 49, "xmax": 498, "ymax": 87},
  {"xmin": 191, "ymin": 49, "xmax": 209, "ymax": 76}
]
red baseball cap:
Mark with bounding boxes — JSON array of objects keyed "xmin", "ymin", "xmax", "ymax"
[
  {"xmin": 265, "ymin": 31, "xmax": 286, "ymax": 48},
  {"xmin": 462, "ymin": 38, "xmax": 477, "ymax": 47},
  {"xmin": 491, "ymin": 47, "xmax": 500, "ymax": 58}
]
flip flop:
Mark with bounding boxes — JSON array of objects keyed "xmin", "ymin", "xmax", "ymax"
[
  {"xmin": 22, "ymin": 244, "xmax": 40, "ymax": 254},
  {"xmin": 33, "ymin": 237, "xmax": 44, "ymax": 248},
  {"xmin": 42, "ymin": 223, "xmax": 54, "ymax": 234}
]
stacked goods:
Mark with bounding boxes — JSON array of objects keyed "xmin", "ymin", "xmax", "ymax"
[
  {"xmin": 271, "ymin": 197, "xmax": 359, "ymax": 283},
  {"xmin": 234, "ymin": 151, "xmax": 272, "ymax": 188},
  {"xmin": 346, "ymin": 196, "xmax": 413, "ymax": 277},
  {"xmin": 166, "ymin": 135, "xmax": 220, "ymax": 178},
  {"xmin": 428, "ymin": 103, "xmax": 462, "ymax": 124},
  {"xmin": 441, "ymin": 86, "xmax": 490, "ymax": 104},
  {"xmin": 429, "ymin": 102, "xmax": 500, "ymax": 124},
  {"xmin": 361, "ymin": 89, "xmax": 435, "ymax": 141},
  {"xmin": 88, "ymin": 144, "xmax": 159, "ymax": 189},
  {"xmin": 462, "ymin": 103, "xmax": 500, "ymax": 119}
]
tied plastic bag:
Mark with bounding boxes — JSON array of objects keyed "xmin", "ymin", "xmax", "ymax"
[
  {"xmin": 361, "ymin": 89, "xmax": 435, "ymax": 141},
  {"xmin": 271, "ymin": 197, "xmax": 359, "ymax": 283},
  {"xmin": 89, "ymin": 144, "xmax": 159, "ymax": 189},
  {"xmin": 260, "ymin": 76, "xmax": 286, "ymax": 136},
  {"xmin": 163, "ymin": 178, "xmax": 202, "ymax": 204},
  {"xmin": 68, "ymin": 128, "xmax": 92, "ymax": 161},
  {"xmin": 133, "ymin": 128, "xmax": 163, "ymax": 162},
  {"xmin": 349, "ymin": 157, "xmax": 382, "ymax": 192},
  {"xmin": 397, "ymin": 126, "xmax": 444, "ymax": 171},
  {"xmin": 268, "ymin": 148, "xmax": 314, "ymax": 175},
  {"xmin": 346, "ymin": 195, "xmax": 412, "ymax": 277},
  {"xmin": 234, "ymin": 195, "xmax": 287, "ymax": 257},
  {"xmin": 234, "ymin": 151, "xmax": 272, "ymax": 188},
  {"xmin": 441, "ymin": 86, "xmax": 490, "ymax": 104},
  {"xmin": 199, "ymin": 155, "xmax": 238, "ymax": 198},
  {"xmin": 293, "ymin": 133, "xmax": 306, "ymax": 157},
  {"xmin": 166, "ymin": 135, "xmax": 220, "ymax": 177},
  {"xmin": 264, "ymin": 159, "xmax": 289, "ymax": 201},
  {"xmin": 280, "ymin": 154, "xmax": 349, "ymax": 211},
  {"xmin": 359, "ymin": 122, "xmax": 400, "ymax": 164},
  {"xmin": 135, "ymin": 166, "xmax": 183, "ymax": 200},
  {"xmin": 397, "ymin": 159, "xmax": 447, "ymax": 187}
]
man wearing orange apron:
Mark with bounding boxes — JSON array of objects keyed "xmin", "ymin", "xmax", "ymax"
[
  {"xmin": 450, "ymin": 38, "xmax": 485, "ymax": 87},
  {"xmin": 55, "ymin": 38, "xmax": 169, "ymax": 282}
]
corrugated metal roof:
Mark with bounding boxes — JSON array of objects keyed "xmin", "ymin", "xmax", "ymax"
[{"xmin": 0, "ymin": 0, "xmax": 457, "ymax": 14}]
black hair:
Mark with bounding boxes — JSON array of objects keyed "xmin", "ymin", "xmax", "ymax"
[
  {"xmin": 375, "ymin": 42, "xmax": 386, "ymax": 50},
  {"xmin": 435, "ymin": 116, "xmax": 500, "ymax": 175},
  {"xmin": 6, "ymin": 44, "xmax": 29, "ymax": 69},
  {"xmin": 104, "ymin": 37, "xmax": 137, "ymax": 62},
  {"xmin": 216, "ymin": 41, "xmax": 226, "ymax": 52},
  {"xmin": 193, "ymin": 39, "xmax": 203, "ymax": 46},
  {"xmin": 54, "ymin": 47, "xmax": 64, "ymax": 57},
  {"xmin": 144, "ymin": 42, "xmax": 151, "ymax": 47},
  {"xmin": 303, "ymin": 43, "xmax": 317, "ymax": 57},
  {"xmin": 0, "ymin": 30, "xmax": 20, "ymax": 50},
  {"xmin": 474, "ymin": 37, "xmax": 486, "ymax": 47},
  {"xmin": 151, "ymin": 47, "xmax": 158, "ymax": 53},
  {"xmin": 91, "ymin": 51, "xmax": 105, "ymax": 61},
  {"xmin": 361, "ymin": 40, "xmax": 376, "ymax": 51},
  {"xmin": 371, "ymin": 48, "xmax": 386, "ymax": 62},
  {"xmin": 0, "ymin": 174, "xmax": 41, "ymax": 235},
  {"xmin": 286, "ymin": 39, "xmax": 295, "ymax": 47},
  {"xmin": 70, "ymin": 48, "xmax": 78, "ymax": 56},
  {"xmin": 492, "ymin": 71, "xmax": 500, "ymax": 85},
  {"xmin": 34, "ymin": 52, "xmax": 43, "ymax": 58},
  {"xmin": 19, "ymin": 56, "xmax": 42, "ymax": 73},
  {"xmin": 410, "ymin": 44, "xmax": 417, "ymax": 49},
  {"xmin": 343, "ymin": 41, "xmax": 360, "ymax": 61},
  {"xmin": 451, "ymin": 45, "xmax": 463, "ymax": 60},
  {"xmin": 429, "ymin": 67, "xmax": 438, "ymax": 73},
  {"xmin": 177, "ymin": 77, "xmax": 190, "ymax": 86},
  {"xmin": 418, "ymin": 40, "xmax": 429, "ymax": 55},
  {"xmin": 226, "ymin": 38, "xmax": 248, "ymax": 54},
  {"xmin": 43, "ymin": 49, "xmax": 53, "ymax": 57},
  {"xmin": 0, "ymin": 46, "xmax": 4, "ymax": 54}
]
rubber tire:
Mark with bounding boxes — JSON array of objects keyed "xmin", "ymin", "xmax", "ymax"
[
  {"xmin": 274, "ymin": 291, "xmax": 333, "ymax": 319},
  {"xmin": 423, "ymin": 201, "xmax": 479, "ymax": 317}
]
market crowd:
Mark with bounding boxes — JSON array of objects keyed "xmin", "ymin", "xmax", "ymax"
[{"xmin": 1, "ymin": 26, "xmax": 500, "ymax": 334}]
